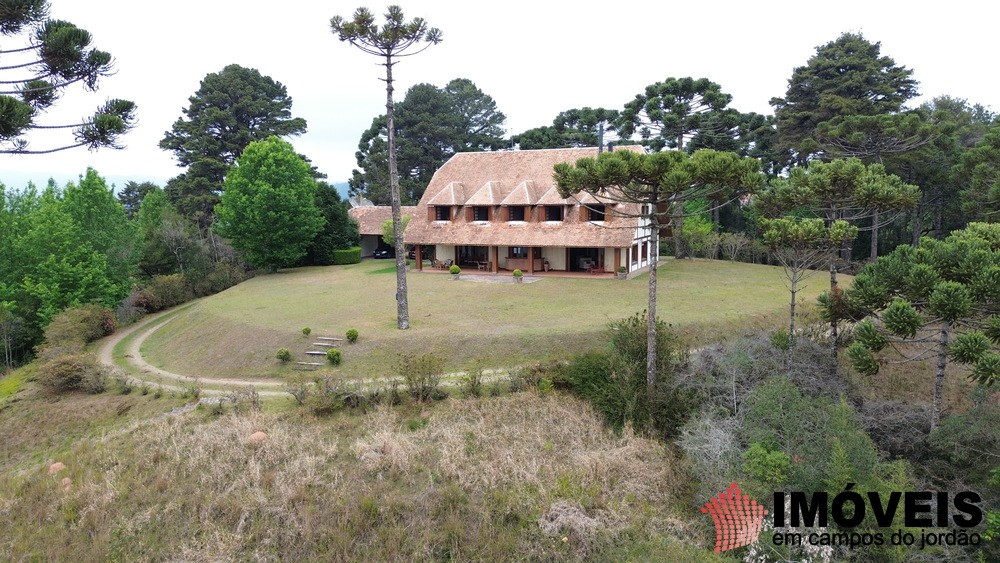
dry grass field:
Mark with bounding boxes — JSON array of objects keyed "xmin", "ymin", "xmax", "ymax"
[
  {"xmin": 0, "ymin": 391, "xmax": 723, "ymax": 561},
  {"xmin": 138, "ymin": 258, "xmax": 841, "ymax": 381}
]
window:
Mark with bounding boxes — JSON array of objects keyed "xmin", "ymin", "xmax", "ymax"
[
  {"xmin": 508, "ymin": 206, "xmax": 526, "ymax": 221},
  {"xmin": 509, "ymin": 247, "xmax": 541, "ymax": 259},
  {"xmin": 434, "ymin": 206, "xmax": 450, "ymax": 221},
  {"xmin": 472, "ymin": 206, "xmax": 489, "ymax": 221},
  {"xmin": 545, "ymin": 206, "xmax": 563, "ymax": 221},
  {"xmin": 588, "ymin": 205, "xmax": 606, "ymax": 221}
]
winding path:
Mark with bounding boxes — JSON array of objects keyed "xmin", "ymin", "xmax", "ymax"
[{"xmin": 95, "ymin": 303, "xmax": 508, "ymax": 398}]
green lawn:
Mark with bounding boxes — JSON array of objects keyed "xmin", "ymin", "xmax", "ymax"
[{"xmin": 141, "ymin": 258, "xmax": 841, "ymax": 380}]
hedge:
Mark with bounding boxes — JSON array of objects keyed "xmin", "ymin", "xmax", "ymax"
[{"xmin": 331, "ymin": 247, "xmax": 362, "ymax": 265}]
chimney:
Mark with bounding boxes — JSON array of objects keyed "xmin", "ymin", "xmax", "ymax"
[
  {"xmin": 607, "ymin": 142, "xmax": 615, "ymax": 152},
  {"xmin": 597, "ymin": 122, "xmax": 605, "ymax": 154}
]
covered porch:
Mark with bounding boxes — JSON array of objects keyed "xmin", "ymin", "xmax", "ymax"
[{"xmin": 413, "ymin": 244, "xmax": 626, "ymax": 275}]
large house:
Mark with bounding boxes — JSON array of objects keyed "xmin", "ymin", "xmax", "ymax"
[
  {"xmin": 403, "ymin": 146, "xmax": 658, "ymax": 274},
  {"xmin": 348, "ymin": 205, "xmax": 417, "ymax": 258}
]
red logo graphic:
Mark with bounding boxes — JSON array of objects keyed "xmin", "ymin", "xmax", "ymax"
[{"xmin": 700, "ymin": 483, "xmax": 768, "ymax": 552}]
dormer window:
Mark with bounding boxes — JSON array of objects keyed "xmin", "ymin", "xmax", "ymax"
[
  {"xmin": 544, "ymin": 206, "xmax": 563, "ymax": 221},
  {"xmin": 588, "ymin": 205, "xmax": 605, "ymax": 221},
  {"xmin": 434, "ymin": 206, "xmax": 450, "ymax": 221},
  {"xmin": 508, "ymin": 206, "xmax": 526, "ymax": 221},
  {"xmin": 472, "ymin": 206, "xmax": 489, "ymax": 221}
]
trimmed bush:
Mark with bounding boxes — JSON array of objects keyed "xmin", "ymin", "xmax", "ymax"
[
  {"xmin": 346, "ymin": 328, "xmax": 359, "ymax": 343},
  {"xmin": 331, "ymin": 247, "xmax": 361, "ymax": 265},
  {"xmin": 449, "ymin": 264, "xmax": 461, "ymax": 275},
  {"xmin": 276, "ymin": 348, "xmax": 292, "ymax": 362},
  {"xmin": 302, "ymin": 327, "xmax": 311, "ymax": 336},
  {"xmin": 512, "ymin": 268, "xmax": 523, "ymax": 278},
  {"xmin": 326, "ymin": 348, "xmax": 342, "ymax": 365}
]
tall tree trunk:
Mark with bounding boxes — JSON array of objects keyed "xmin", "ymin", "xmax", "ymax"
[
  {"xmin": 870, "ymin": 210, "xmax": 879, "ymax": 261},
  {"xmin": 932, "ymin": 323, "xmax": 950, "ymax": 430},
  {"xmin": 647, "ymin": 202, "xmax": 659, "ymax": 391},
  {"xmin": 385, "ymin": 56, "xmax": 410, "ymax": 330},
  {"xmin": 829, "ymin": 259, "xmax": 839, "ymax": 377},
  {"xmin": 933, "ymin": 198, "xmax": 944, "ymax": 239},
  {"xmin": 787, "ymin": 272, "xmax": 798, "ymax": 371},
  {"xmin": 911, "ymin": 203, "xmax": 923, "ymax": 246}
]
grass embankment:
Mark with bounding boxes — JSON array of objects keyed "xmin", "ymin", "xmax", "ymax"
[
  {"xmin": 0, "ymin": 391, "xmax": 721, "ymax": 561},
  {"xmin": 141, "ymin": 258, "xmax": 841, "ymax": 381}
]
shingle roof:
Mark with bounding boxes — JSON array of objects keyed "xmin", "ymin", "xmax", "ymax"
[
  {"xmin": 464, "ymin": 181, "xmax": 503, "ymax": 206},
  {"xmin": 348, "ymin": 206, "xmax": 418, "ymax": 235},
  {"xmin": 405, "ymin": 146, "xmax": 647, "ymax": 248}
]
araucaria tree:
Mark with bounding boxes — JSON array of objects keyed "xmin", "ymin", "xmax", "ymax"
[
  {"xmin": 758, "ymin": 217, "xmax": 857, "ymax": 350},
  {"xmin": 845, "ymin": 223, "xmax": 1000, "ymax": 429},
  {"xmin": 160, "ymin": 64, "xmax": 308, "ymax": 227},
  {"xmin": 618, "ymin": 77, "xmax": 744, "ymax": 257},
  {"xmin": 0, "ymin": 0, "xmax": 136, "ymax": 154},
  {"xmin": 554, "ymin": 148, "xmax": 763, "ymax": 390},
  {"xmin": 754, "ymin": 158, "xmax": 918, "ymax": 369},
  {"xmin": 331, "ymin": 5, "xmax": 442, "ymax": 330},
  {"xmin": 214, "ymin": 137, "xmax": 323, "ymax": 272}
]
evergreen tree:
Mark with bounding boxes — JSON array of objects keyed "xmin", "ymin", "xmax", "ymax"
[
  {"xmin": 0, "ymin": 0, "xmax": 135, "ymax": 154},
  {"xmin": 771, "ymin": 32, "xmax": 918, "ymax": 165},
  {"xmin": 349, "ymin": 78, "xmax": 504, "ymax": 204},
  {"xmin": 160, "ymin": 64, "xmax": 308, "ymax": 227}
]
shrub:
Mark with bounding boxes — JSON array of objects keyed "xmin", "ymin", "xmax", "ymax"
[
  {"xmin": 38, "ymin": 353, "xmax": 106, "ymax": 394},
  {"xmin": 461, "ymin": 366, "xmax": 484, "ymax": 397},
  {"xmin": 146, "ymin": 274, "xmax": 189, "ymax": 310},
  {"xmin": 228, "ymin": 387, "xmax": 262, "ymax": 414},
  {"xmin": 198, "ymin": 261, "xmax": 250, "ymax": 296},
  {"xmin": 346, "ymin": 328, "xmax": 359, "ymax": 343},
  {"xmin": 326, "ymin": 348, "xmax": 342, "ymax": 366},
  {"xmin": 449, "ymin": 264, "xmax": 461, "ymax": 275},
  {"xmin": 399, "ymin": 353, "xmax": 444, "ymax": 402},
  {"xmin": 770, "ymin": 328, "xmax": 791, "ymax": 350},
  {"xmin": 111, "ymin": 370, "xmax": 133, "ymax": 394},
  {"xmin": 512, "ymin": 268, "xmax": 523, "ymax": 278},
  {"xmin": 617, "ymin": 266, "xmax": 626, "ymax": 273},
  {"xmin": 306, "ymin": 376, "xmax": 365, "ymax": 415},
  {"xmin": 276, "ymin": 348, "xmax": 292, "ymax": 362},
  {"xmin": 302, "ymin": 327, "xmax": 311, "ymax": 336},
  {"xmin": 331, "ymin": 247, "xmax": 362, "ymax": 265},
  {"xmin": 41, "ymin": 305, "xmax": 117, "ymax": 354},
  {"xmin": 564, "ymin": 313, "xmax": 696, "ymax": 435},
  {"xmin": 536, "ymin": 377, "xmax": 553, "ymax": 395}
]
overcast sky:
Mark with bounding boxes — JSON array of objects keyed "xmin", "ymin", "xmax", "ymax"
[{"xmin": 3, "ymin": 1, "xmax": 998, "ymax": 191}]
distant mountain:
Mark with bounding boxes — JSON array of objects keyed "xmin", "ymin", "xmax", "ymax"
[{"xmin": 332, "ymin": 181, "xmax": 350, "ymax": 200}]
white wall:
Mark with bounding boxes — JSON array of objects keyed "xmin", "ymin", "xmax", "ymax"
[
  {"xmin": 602, "ymin": 248, "xmax": 615, "ymax": 273},
  {"xmin": 435, "ymin": 245, "xmax": 455, "ymax": 262},
  {"xmin": 543, "ymin": 247, "xmax": 566, "ymax": 270}
]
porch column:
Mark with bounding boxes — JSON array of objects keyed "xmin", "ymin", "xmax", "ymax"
[
  {"xmin": 492, "ymin": 246, "xmax": 499, "ymax": 273},
  {"xmin": 614, "ymin": 248, "xmax": 620, "ymax": 273},
  {"xmin": 528, "ymin": 246, "xmax": 535, "ymax": 274},
  {"xmin": 416, "ymin": 245, "xmax": 423, "ymax": 271}
]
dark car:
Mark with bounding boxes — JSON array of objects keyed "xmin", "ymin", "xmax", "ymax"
[{"xmin": 373, "ymin": 248, "xmax": 394, "ymax": 259}]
